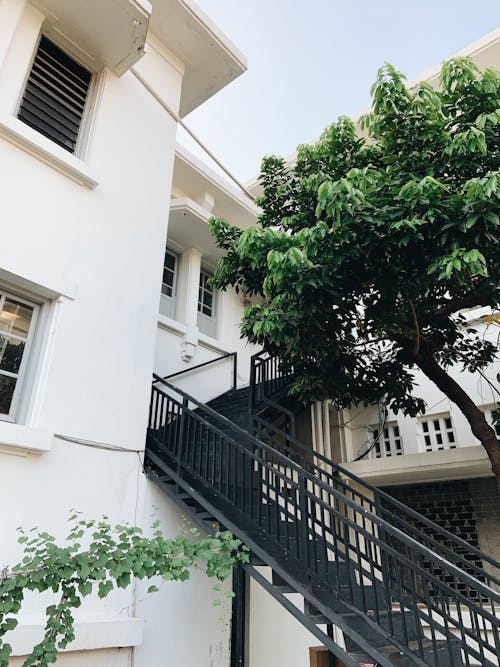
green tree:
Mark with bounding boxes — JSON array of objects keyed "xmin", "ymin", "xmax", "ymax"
[
  {"xmin": 0, "ymin": 514, "xmax": 247, "ymax": 666},
  {"xmin": 210, "ymin": 58, "xmax": 500, "ymax": 490}
]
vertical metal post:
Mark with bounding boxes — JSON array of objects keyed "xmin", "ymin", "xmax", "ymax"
[
  {"xmin": 298, "ymin": 468, "xmax": 310, "ymax": 570},
  {"xmin": 232, "ymin": 352, "xmax": 237, "ymax": 391},
  {"xmin": 177, "ymin": 397, "xmax": 188, "ymax": 474},
  {"xmin": 327, "ymin": 624, "xmax": 336, "ymax": 667},
  {"xmin": 248, "ymin": 358, "xmax": 256, "ymax": 432},
  {"xmin": 230, "ymin": 565, "xmax": 246, "ymax": 667}
]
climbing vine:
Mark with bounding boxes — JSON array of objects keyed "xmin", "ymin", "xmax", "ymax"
[{"xmin": 0, "ymin": 512, "xmax": 248, "ymax": 666}]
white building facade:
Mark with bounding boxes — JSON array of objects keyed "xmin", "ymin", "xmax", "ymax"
[
  {"xmin": 1, "ymin": 2, "xmax": 499, "ymax": 665},
  {"xmin": 0, "ymin": 1, "xmax": 256, "ymax": 665}
]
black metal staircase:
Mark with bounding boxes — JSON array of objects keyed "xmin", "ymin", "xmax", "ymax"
[{"xmin": 145, "ymin": 355, "xmax": 500, "ymax": 667}]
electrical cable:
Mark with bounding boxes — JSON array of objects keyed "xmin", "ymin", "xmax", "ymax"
[
  {"xmin": 351, "ymin": 400, "xmax": 387, "ymax": 462},
  {"xmin": 54, "ymin": 434, "xmax": 144, "ymax": 454}
]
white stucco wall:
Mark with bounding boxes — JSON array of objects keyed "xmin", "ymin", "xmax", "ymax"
[
  {"xmin": 248, "ymin": 575, "xmax": 327, "ymax": 667},
  {"xmin": 0, "ymin": 1, "xmax": 239, "ymax": 664},
  {"xmin": 10, "ymin": 648, "xmax": 131, "ymax": 667},
  {"xmin": 134, "ymin": 484, "xmax": 232, "ymax": 667}
]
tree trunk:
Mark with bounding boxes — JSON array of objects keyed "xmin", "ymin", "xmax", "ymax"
[{"xmin": 412, "ymin": 345, "xmax": 500, "ymax": 494}]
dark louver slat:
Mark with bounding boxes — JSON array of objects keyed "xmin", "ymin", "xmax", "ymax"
[
  {"xmin": 21, "ymin": 99, "xmax": 79, "ymax": 141},
  {"xmin": 36, "ymin": 50, "xmax": 91, "ymax": 96},
  {"xmin": 32, "ymin": 59, "xmax": 89, "ymax": 106},
  {"xmin": 18, "ymin": 109, "xmax": 77, "ymax": 151},
  {"xmin": 24, "ymin": 85, "xmax": 81, "ymax": 128},
  {"xmin": 18, "ymin": 36, "xmax": 92, "ymax": 154}
]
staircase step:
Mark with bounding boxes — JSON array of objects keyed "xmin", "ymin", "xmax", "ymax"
[
  {"xmin": 342, "ymin": 611, "xmax": 421, "ymax": 650},
  {"xmin": 350, "ymin": 637, "xmax": 464, "ymax": 667}
]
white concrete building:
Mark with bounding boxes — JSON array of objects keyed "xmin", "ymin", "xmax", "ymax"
[
  {"xmin": 0, "ymin": 1, "xmax": 256, "ymax": 665},
  {"xmin": 0, "ymin": 1, "xmax": 498, "ymax": 665}
]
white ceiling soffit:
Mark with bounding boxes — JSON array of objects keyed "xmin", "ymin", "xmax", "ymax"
[
  {"xmin": 149, "ymin": 0, "xmax": 247, "ymax": 117},
  {"xmin": 31, "ymin": 0, "xmax": 151, "ymax": 76},
  {"xmin": 168, "ymin": 198, "xmax": 222, "ymax": 266},
  {"xmin": 173, "ymin": 145, "xmax": 259, "ymax": 229}
]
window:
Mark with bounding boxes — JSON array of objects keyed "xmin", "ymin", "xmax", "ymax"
[
  {"xmin": 197, "ymin": 269, "xmax": 217, "ymax": 338},
  {"xmin": 159, "ymin": 249, "xmax": 178, "ymax": 319},
  {"xmin": 418, "ymin": 414, "xmax": 456, "ymax": 452},
  {"xmin": 0, "ymin": 291, "xmax": 38, "ymax": 421},
  {"xmin": 18, "ymin": 36, "xmax": 93, "ymax": 154},
  {"xmin": 371, "ymin": 422, "xmax": 403, "ymax": 458}
]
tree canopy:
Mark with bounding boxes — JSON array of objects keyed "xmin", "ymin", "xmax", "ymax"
[{"xmin": 209, "ymin": 58, "xmax": 500, "ymax": 483}]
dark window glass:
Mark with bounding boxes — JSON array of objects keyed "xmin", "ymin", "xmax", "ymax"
[{"xmin": 0, "ymin": 375, "xmax": 16, "ymax": 415}]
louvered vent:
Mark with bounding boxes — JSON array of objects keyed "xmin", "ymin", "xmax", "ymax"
[{"xmin": 18, "ymin": 36, "xmax": 92, "ymax": 154}]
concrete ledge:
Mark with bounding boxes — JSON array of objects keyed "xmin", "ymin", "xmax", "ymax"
[
  {"xmin": 0, "ymin": 422, "xmax": 53, "ymax": 455},
  {"xmin": 343, "ymin": 446, "xmax": 492, "ymax": 486},
  {"xmin": 157, "ymin": 314, "xmax": 186, "ymax": 336},
  {"xmin": 6, "ymin": 615, "xmax": 144, "ymax": 655},
  {"xmin": 0, "ymin": 114, "xmax": 98, "ymax": 189}
]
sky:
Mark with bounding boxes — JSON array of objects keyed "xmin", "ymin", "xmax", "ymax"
[{"xmin": 178, "ymin": 0, "xmax": 500, "ymax": 184}]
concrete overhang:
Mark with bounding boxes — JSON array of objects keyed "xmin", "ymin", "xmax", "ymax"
[
  {"xmin": 30, "ymin": 0, "xmax": 151, "ymax": 76},
  {"xmin": 173, "ymin": 143, "xmax": 259, "ymax": 228},
  {"xmin": 149, "ymin": 0, "xmax": 247, "ymax": 117},
  {"xmin": 343, "ymin": 446, "xmax": 492, "ymax": 487},
  {"xmin": 168, "ymin": 197, "xmax": 222, "ymax": 267}
]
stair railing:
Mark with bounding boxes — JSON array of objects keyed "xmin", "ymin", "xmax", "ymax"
[
  {"xmin": 147, "ymin": 376, "xmax": 500, "ymax": 667},
  {"xmin": 249, "ymin": 351, "xmax": 293, "ymax": 414},
  {"xmin": 248, "ymin": 353, "xmax": 500, "ymax": 592},
  {"xmin": 161, "ymin": 351, "xmax": 238, "ymax": 391},
  {"xmin": 254, "ymin": 416, "xmax": 500, "ymax": 592}
]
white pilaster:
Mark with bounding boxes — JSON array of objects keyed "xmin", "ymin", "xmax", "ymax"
[{"xmin": 178, "ymin": 247, "xmax": 201, "ymax": 361}]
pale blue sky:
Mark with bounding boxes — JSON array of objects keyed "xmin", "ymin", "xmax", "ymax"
[{"xmin": 179, "ymin": 1, "xmax": 500, "ymax": 183}]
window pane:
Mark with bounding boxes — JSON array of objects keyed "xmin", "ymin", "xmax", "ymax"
[
  {"xmin": 0, "ymin": 374, "xmax": 16, "ymax": 415},
  {"xmin": 204, "ymin": 292, "xmax": 213, "ymax": 309},
  {"xmin": 0, "ymin": 336, "xmax": 25, "ymax": 374},
  {"xmin": 0, "ymin": 298, "xmax": 34, "ymax": 337},
  {"xmin": 164, "ymin": 252, "xmax": 176, "ymax": 271}
]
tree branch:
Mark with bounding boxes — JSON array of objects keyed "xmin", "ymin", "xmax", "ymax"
[
  {"xmin": 407, "ymin": 340, "xmax": 500, "ymax": 488},
  {"xmin": 424, "ymin": 291, "xmax": 492, "ymax": 322}
]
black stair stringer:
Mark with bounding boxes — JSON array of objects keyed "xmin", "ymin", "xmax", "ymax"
[
  {"xmin": 144, "ymin": 465, "xmax": 363, "ymax": 665},
  {"xmin": 144, "ymin": 450, "xmax": 422, "ymax": 667},
  {"xmin": 147, "ymin": 376, "xmax": 500, "ymax": 667},
  {"xmin": 146, "ymin": 464, "xmax": 363, "ymax": 666}
]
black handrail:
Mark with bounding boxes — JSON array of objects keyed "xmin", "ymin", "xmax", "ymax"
[
  {"xmin": 146, "ymin": 377, "xmax": 500, "ymax": 667},
  {"xmin": 248, "ymin": 354, "xmax": 500, "ymax": 584},
  {"xmin": 253, "ymin": 414, "xmax": 500, "ymax": 586},
  {"xmin": 162, "ymin": 351, "xmax": 237, "ymax": 391},
  {"xmin": 153, "ymin": 375, "xmax": 500, "ymax": 597},
  {"xmin": 152, "ymin": 375, "xmax": 305, "ymax": 475}
]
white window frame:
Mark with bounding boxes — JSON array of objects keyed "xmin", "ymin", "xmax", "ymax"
[
  {"xmin": 16, "ymin": 32, "xmax": 98, "ymax": 159},
  {"xmin": 0, "ymin": 289, "xmax": 40, "ymax": 423},
  {"xmin": 197, "ymin": 267, "xmax": 218, "ymax": 338},
  {"xmin": 371, "ymin": 422, "xmax": 403, "ymax": 458},
  {"xmin": 159, "ymin": 248, "xmax": 179, "ymax": 320},
  {"xmin": 418, "ymin": 413, "xmax": 456, "ymax": 452}
]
